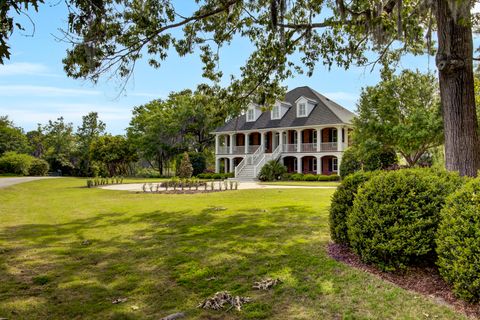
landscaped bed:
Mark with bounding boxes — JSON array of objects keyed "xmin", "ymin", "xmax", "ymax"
[{"xmin": 0, "ymin": 178, "xmax": 470, "ymax": 319}]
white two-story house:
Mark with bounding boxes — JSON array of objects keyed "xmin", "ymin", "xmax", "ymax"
[{"xmin": 213, "ymin": 86, "xmax": 355, "ymax": 179}]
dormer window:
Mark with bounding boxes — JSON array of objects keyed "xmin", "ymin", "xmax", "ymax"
[
  {"xmin": 298, "ymin": 103, "xmax": 307, "ymax": 117},
  {"xmin": 271, "ymin": 106, "xmax": 280, "ymax": 120},
  {"xmin": 247, "ymin": 109, "xmax": 255, "ymax": 122}
]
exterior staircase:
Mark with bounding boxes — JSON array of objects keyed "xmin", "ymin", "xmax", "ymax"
[{"xmin": 234, "ymin": 145, "xmax": 282, "ymax": 180}]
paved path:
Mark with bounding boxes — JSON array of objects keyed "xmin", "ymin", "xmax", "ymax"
[
  {"xmin": 100, "ymin": 181, "xmax": 337, "ymax": 192},
  {"xmin": 0, "ymin": 177, "xmax": 59, "ymax": 189}
]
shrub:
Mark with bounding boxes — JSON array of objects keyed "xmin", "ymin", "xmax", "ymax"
[
  {"xmin": 317, "ymin": 174, "xmax": 340, "ymax": 181},
  {"xmin": 0, "ymin": 152, "xmax": 34, "ymax": 175},
  {"xmin": 363, "ymin": 147, "xmax": 398, "ymax": 171},
  {"xmin": 257, "ymin": 160, "xmax": 287, "ymax": 181},
  {"xmin": 347, "ymin": 169, "xmax": 463, "ymax": 270},
  {"xmin": 329, "ymin": 171, "xmax": 379, "ymax": 245},
  {"xmin": 177, "ymin": 152, "xmax": 193, "ymax": 179},
  {"xmin": 188, "ymin": 152, "xmax": 207, "ymax": 176},
  {"xmin": 135, "ymin": 167, "xmax": 161, "ymax": 178},
  {"xmin": 436, "ymin": 178, "xmax": 480, "ymax": 302},
  {"xmin": 28, "ymin": 158, "xmax": 49, "ymax": 176},
  {"xmin": 340, "ymin": 147, "xmax": 362, "ymax": 179}
]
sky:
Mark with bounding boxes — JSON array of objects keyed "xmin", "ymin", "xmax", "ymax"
[{"xmin": 0, "ymin": 1, "xmax": 440, "ymax": 135}]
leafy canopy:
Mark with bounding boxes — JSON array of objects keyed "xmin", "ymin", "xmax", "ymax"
[{"xmin": 353, "ymin": 69, "xmax": 443, "ymax": 167}]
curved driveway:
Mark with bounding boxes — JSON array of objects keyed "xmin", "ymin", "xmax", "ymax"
[{"xmin": 0, "ymin": 177, "xmax": 59, "ymax": 189}]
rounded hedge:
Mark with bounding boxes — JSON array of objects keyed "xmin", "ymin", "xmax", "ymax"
[
  {"xmin": 0, "ymin": 152, "xmax": 34, "ymax": 175},
  {"xmin": 329, "ymin": 170, "xmax": 379, "ymax": 244},
  {"xmin": 436, "ymin": 178, "xmax": 480, "ymax": 302},
  {"xmin": 28, "ymin": 158, "xmax": 50, "ymax": 176},
  {"xmin": 347, "ymin": 169, "xmax": 463, "ymax": 270}
]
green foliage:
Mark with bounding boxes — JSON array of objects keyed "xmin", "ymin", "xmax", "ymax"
[
  {"xmin": 76, "ymin": 112, "xmax": 106, "ymax": 176},
  {"xmin": 0, "ymin": 152, "xmax": 34, "ymax": 175},
  {"xmin": 188, "ymin": 152, "xmax": 207, "ymax": 176},
  {"xmin": 329, "ymin": 171, "xmax": 379, "ymax": 245},
  {"xmin": 90, "ymin": 135, "xmax": 137, "ymax": 177},
  {"xmin": 282, "ymin": 173, "xmax": 340, "ymax": 182},
  {"xmin": 128, "ymin": 90, "xmax": 227, "ymax": 175},
  {"xmin": 42, "ymin": 117, "xmax": 77, "ymax": 174},
  {"xmin": 177, "ymin": 152, "xmax": 193, "ymax": 179},
  {"xmin": 436, "ymin": 178, "xmax": 480, "ymax": 302},
  {"xmin": 257, "ymin": 160, "xmax": 287, "ymax": 181},
  {"xmin": 339, "ymin": 147, "xmax": 362, "ymax": 179},
  {"xmin": 134, "ymin": 167, "xmax": 161, "ymax": 178},
  {"xmin": 362, "ymin": 145, "xmax": 398, "ymax": 171},
  {"xmin": 348, "ymin": 169, "xmax": 463, "ymax": 270},
  {"xmin": 196, "ymin": 172, "xmax": 233, "ymax": 180},
  {"xmin": 28, "ymin": 158, "xmax": 50, "ymax": 176},
  {"xmin": 0, "ymin": 116, "xmax": 29, "ymax": 155},
  {"xmin": 86, "ymin": 176, "xmax": 124, "ymax": 188},
  {"xmin": 354, "ymin": 70, "xmax": 443, "ymax": 167}
]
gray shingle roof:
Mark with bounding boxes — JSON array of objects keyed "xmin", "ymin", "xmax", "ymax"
[{"xmin": 215, "ymin": 86, "xmax": 356, "ymax": 132}]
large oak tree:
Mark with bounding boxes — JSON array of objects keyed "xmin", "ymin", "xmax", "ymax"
[{"xmin": 2, "ymin": 0, "xmax": 480, "ymax": 175}]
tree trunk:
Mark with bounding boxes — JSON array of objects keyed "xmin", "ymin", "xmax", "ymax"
[{"xmin": 435, "ymin": 0, "xmax": 480, "ymax": 177}]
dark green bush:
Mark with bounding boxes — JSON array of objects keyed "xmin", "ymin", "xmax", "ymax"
[
  {"xmin": 347, "ymin": 169, "xmax": 463, "ymax": 270},
  {"xmin": 280, "ymin": 173, "xmax": 339, "ymax": 182},
  {"xmin": 0, "ymin": 152, "xmax": 34, "ymax": 175},
  {"xmin": 188, "ymin": 152, "xmax": 207, "ymax": 176},
  {"xmin": 316, "ymin": 174, "xmax": 340, "ymax": 181},
  {"xmin": 303, "ymin": 174, "xmax": 317, "ymax": 181},
  {"xmin": 329, "ymin": 171, "xmax": 379, "ymax": 245},
  {"xmin": 28, "ymin": 158, "xmax": 49, "ymax": 176},
  {"xmin": 257, "ymin": 160, "xmax": 287, "ymax": 181},
  {"xmin": 197, "ymin": 172, "xmax": 232, "ymax": 180},
  {"xmin": 363, "ymin": 147, "xmax": 398, "ymax": 171},
  {"xmin": 436, "ymin": 178, "xmax": 480, "ymax": 302},
  {"xmin": 339, "ymin": 147, "xmax": 362, "ymax": 179}
]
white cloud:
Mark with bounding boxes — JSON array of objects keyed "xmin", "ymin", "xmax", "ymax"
[
  {"xmin": 0, "ymin": 85, "xmax": 101, "ymax": 97},
  {"xmin": 0, "ymin": 62, "xmax": 57, "ymax": 77}
]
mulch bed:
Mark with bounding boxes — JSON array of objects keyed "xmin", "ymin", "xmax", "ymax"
[{"xmin": 328, "ymin": 243, "xmax": 480, "ymax": 318}]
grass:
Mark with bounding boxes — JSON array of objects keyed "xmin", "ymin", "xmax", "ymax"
[
  {"xmin": 0, "ymin": 178, "xmax": 466, "ymax": 319},
  {"xmin": 259, "ymin": 180, "xmax": 340, "ymax": 187}
]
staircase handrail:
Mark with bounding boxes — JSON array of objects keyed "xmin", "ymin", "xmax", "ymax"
[
  {"xmin": 235, "ymin": 156, "xmax": 247, "ymax": 177},
  {"xmin": 250, "ymin": 144, "xmax": 264, "ymax": 165}
]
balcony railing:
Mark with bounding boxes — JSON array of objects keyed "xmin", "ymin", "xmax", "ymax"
[
  {"xmin": 320, "ymin": 142, "xmax": 338, "ymax": 151},
  {"xmin": 220, "ymin": 142, "xmax": 339, "ymax": 154},
  {"xmin": 218, "ymin": 146, "xmax": 229, "ymax": 154},
  {"xmin": 301, "ymin": 143, "xmax": 316, "ymax": 152}
]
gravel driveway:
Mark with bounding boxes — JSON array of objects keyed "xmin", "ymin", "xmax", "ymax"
[{"xmin": 0, "ymin": 177, "xmax": 60, "ymax": 189}]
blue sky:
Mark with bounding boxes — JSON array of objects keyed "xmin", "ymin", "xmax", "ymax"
[{"xmin": 0, "ymin": 1, "xmax": 438, "ymax": 134}]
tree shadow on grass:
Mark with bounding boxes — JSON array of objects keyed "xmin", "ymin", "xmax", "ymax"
[{"xmin": 0, "ymin": 205, "xmax": 340, "ymax": 319}]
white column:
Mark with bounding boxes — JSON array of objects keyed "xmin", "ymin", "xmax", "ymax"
[
  {"xmin": 296, "ymin": 129, "xmax": 302, "ymax": 153},
  {"xmin": 245, "ymin": 133, "xmax": 250, "ymax": 154},
  {"xmin": 337, "ymin": 154, "xmax": 342, "ymax": 176},
  {"xmin": 260, "ymin": 132, "xmax": 265, "ymax": 150},
  {"xmin": 229, "ymin": 134, "xmax": 234, "ymax": 154},
  {"xmin": 224, "ymin": 159, "xmax": 228, "ymax": 173},
  {"xmin": 297, "ymin": 156, "xmax": 302, "ymax": 173},
  {"xmin": 215, "ymin": 135, "xmax": 220, "ymax": 154},
  {"xmin": 278, "ymin": 130, "xmax": 284, "ymax": 152},
  {"xmin": 316, "ymin": 129, "xmax": 321, "ymax": 152},
  {"xmin": 337, "ymin": 126, "xmax": 343, "ymax": 151},
  {"xmin": 215, "ymin": 158, "xmax": 220, "ymax": 173},
  {"xmin": 229, "ymin": 158, "xmax": 234, "ymax": 173},
  {"xmin": 317, "ymin": 156, "xmax": 322, "ymax": 175}
]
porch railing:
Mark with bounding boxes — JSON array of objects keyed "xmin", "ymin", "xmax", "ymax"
[
  {"xmin": 218, "ymin": 146, "xmax": 229, "ymax": 154},
  {"xmin": 247, "ymin": 144, "xmax": 260, "ymax": 154},
  {"xmin": 301, "ymin": 143, "xmax": 316, "ymax": 152},
  {"xmin": 232, "ymin": 146, "xmax": 245, "ymax": 154},
  {"xmin": 320, "ymin": 142, "xmax": 337, "ymax": 151},
  {"xmin": 282, "ymin": 144, "xmax": 298, "ymax": 152}
]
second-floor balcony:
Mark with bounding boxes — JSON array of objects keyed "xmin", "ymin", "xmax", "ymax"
[{"xmin": 218, "ymin": 142, "xmax": 341, "ymax": 155}]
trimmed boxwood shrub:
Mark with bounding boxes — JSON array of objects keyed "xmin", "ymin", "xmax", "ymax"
[
  {"xmin": 28, "ymin": 158, "xmax": 50, "ymax": 176},
  {"xmin": 0, "ymin": 152, "xmax": 34, "ymax": 175},
  {"xmin": 283, "ymin": 173, "xmax": 340, "ymax": 182},
  {"xmin": 197, "ymin": 172, "xmax": 233, "ymax": 180},
  {"xmin": 347, "ymin": 169, "xmax": 463, "ymax": 270},
  {"xmin": 329, "ymin": 171, "xmax": 379, "ymax": 245},
  {"xmin": 436, "ymin": 178, "xmax": 480, "ymax": 302}
]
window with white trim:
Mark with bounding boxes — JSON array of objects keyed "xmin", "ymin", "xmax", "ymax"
[
  {"xmin": 247, "ymin": 109, "xmax": 255, "ymax": 122},
  {"xmin": 332, "ymin": 158, "xmax": 338, "ymax": 171},
  {"xmin": 271, "ymin": 106, "xmax": 280, "ymax": 119},
  {"xmin": 298, "ymin": 103, "xmax": 306, "ymax": 117}
]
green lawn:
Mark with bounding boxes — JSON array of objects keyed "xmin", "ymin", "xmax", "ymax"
[
  {"xmin": 0, "ymin": 178, "xmax": 465, "ymax": 319},
  {"xmin": 259, "ymin": 180, "xmax": 340, "ymax": 187}
]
